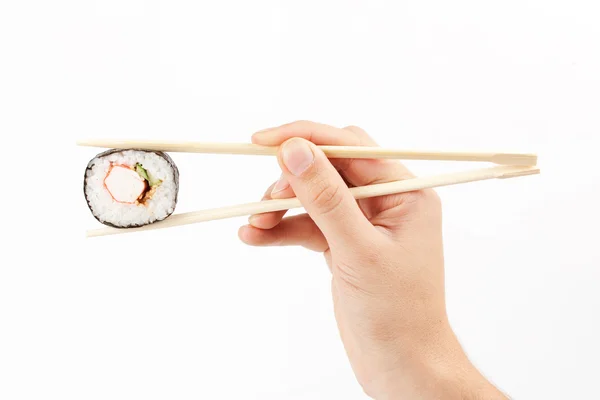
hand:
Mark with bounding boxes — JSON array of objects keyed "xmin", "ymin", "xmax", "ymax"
[{"xmin": 238, "ymin": 121, "xmax": 507, "ymax": 399}]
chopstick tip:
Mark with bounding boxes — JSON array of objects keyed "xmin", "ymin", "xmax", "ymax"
[{"xmin": 498, "ymin": 166, "xmax": 540, "ymax": 179}]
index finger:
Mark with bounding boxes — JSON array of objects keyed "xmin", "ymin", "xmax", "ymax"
[{"xmin": 252, "ymin": 120, "xmax": 414, "ymax": 187}]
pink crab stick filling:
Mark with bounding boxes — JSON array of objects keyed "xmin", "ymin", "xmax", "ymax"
[{"xmin": 104, "ymin": 165, "xmax": 147, "ymax": 204}]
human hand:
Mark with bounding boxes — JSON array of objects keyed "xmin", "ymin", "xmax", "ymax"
[{"xmin": 238, "ymin": 121, "xmax": 507, "ymax": 399}]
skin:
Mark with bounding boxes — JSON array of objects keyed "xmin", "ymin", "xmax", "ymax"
[{"xmin": 238, "ymin": 121, "xmax": 508, "ymax": 399}]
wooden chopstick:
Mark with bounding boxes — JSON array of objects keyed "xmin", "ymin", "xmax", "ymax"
[
  {"xmin": 85, "ymin": 165, "xmax": 540, "ymax": 238},
  {"xmin": 76, "ymin": 139, "xmax": 537, "ymax": 166}
]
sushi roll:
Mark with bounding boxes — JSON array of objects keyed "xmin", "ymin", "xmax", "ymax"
[{"xmin": 84, "ymin": 149, "xmax": 179, "ymax": 228}]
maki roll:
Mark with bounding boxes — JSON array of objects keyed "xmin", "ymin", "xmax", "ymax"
[{"xmin": 84, "ymin": 149, "xmax": 179, "ymax": 228}]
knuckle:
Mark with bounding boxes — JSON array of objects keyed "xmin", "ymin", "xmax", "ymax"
[
  {"xmin": 288, "ymin": 120, "xmax": 314, "ymax": 130},
  {"xmin": 427, "ymin": 189, "xmax": 442, "ymax": 209},
  {"xmin": 282, "ymin": 120, "xmax": 317, "ymax": 142},
  {"xmin": 398, "ymin": 189, "xmax": 443, "ymax": 224},
  {"xmin": 403, "ymin": 188, "xmax": 442, "ymax": 210},
  {"xmin": 311, "ymin": 183, "xmax": 343, "ymax": 216},
  {"xmin": 343, "ymin": 125, "xmax": 363, "ymax": 132},
  {"xmin": 343, "ymin": 125, "xmax": 371, "ymax": 144},
  {"xmin": 415, "ymin": 189, "xmax": 442, "ymax": 215}
]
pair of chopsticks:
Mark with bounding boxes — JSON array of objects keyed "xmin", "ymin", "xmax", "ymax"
[{"xmin": 77, "ymin": 139, "xmax": 539, "ymax": 238}]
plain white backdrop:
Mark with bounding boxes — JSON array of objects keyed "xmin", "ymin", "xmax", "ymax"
[{"xmin": 1, "ymin": 1, "xmax": 599, "ymax": 398}]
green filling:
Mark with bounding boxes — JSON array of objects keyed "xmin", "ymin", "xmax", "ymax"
[
  {"xmin": 135, "ymin": 163, "xmax": 162, "ymax": 187},
  {"xmin": 135, "ymin": 163, "xmax": 150, "ymax": 181}
]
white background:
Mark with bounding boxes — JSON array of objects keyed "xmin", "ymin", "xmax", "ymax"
[{"xmin": 1, "ymin": 1, "xmax": 599, "ymax": 399}]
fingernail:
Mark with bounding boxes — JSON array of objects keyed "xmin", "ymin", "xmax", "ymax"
[
  {"xmin": 282, "ymin": 139, "xmax": 314, "ymax": 176},
  {"xmin": 271, "ymin": 174, "xmax": 289, "ymax": 195},
  {"xmin": 252, "ymin": 127, "xmax": 275, "ymax": 138},
  {"xmin": 248, "ymin": 214, "xmax": 260, "ymax": 226}
]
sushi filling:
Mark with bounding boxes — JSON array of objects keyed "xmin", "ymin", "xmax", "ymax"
[{"xmin": 104, "ymin": 163, "xmax": 162, "ymax": 205}]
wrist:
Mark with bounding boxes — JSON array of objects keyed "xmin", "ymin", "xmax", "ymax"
[{"xmin": 363, "ymin": 323, "xmax": 506, "ymax": 400}]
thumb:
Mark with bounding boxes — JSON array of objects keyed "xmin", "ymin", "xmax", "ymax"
[{"xmin": 277, "ymin": 138, "xmax": 373, "ymax": 248}]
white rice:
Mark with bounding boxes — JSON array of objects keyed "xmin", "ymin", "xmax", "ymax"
[{"xmin": 84, "ymin": 150, "xmax": 178, "ymax": 227}]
